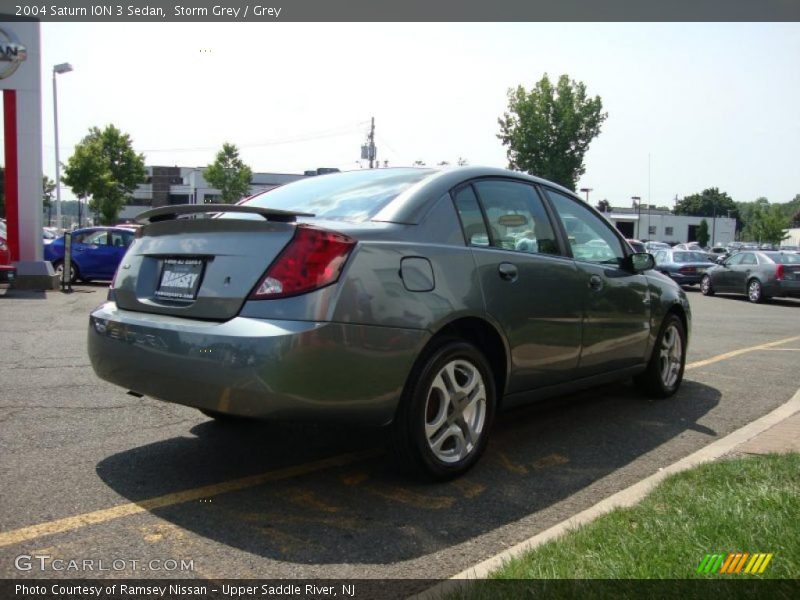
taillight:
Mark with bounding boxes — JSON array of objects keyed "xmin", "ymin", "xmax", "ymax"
[
  {"xmin": 775, "ymin": 264, "xmax": 784, "ymax": 281},
  {"xmin": 250, "ymin": 225, "xmax": 356, "ymax": 299}
]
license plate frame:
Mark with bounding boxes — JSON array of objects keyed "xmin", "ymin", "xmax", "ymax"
[{"xmin": 154, "ymin": 258, "xmax": 205, "ymax": 301}]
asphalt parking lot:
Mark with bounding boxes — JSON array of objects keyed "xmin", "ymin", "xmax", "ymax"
[{"xmin": 1, "ymin": 284, "xmax": 798, "ymax": 584}]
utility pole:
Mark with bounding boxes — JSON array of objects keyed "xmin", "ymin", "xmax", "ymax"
[{"xmin": 361, "ymin": 117, "xmax": 377, "ymax": 169}]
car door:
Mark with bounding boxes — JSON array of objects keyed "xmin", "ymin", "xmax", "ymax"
[
  {"xmin": 714, "ymin": 252, "xmax": 743, "ymax": 290},
  {"xmin": 542, "ymin": 188, "xmax": 650, "ymax": 376},
  {"xmin": 74, "ymin": 229, "xmax": 115, "ymax": 278},
  {"xmin": 729, "ymin": 252, "xmax": 757, "ymax": 292},
  {"xmin": 452, "ymin": 180, "xmax": 583, "ymax": 393}
]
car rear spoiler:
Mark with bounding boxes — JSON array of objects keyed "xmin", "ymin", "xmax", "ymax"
[{"xmin": 135, "ymin": 204, "xmax": 315, "ymax": 224}]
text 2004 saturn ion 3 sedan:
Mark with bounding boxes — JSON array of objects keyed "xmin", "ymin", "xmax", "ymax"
[{"xmin": 88, "ymin": 167, "xmax": 690, "ymax": 480}]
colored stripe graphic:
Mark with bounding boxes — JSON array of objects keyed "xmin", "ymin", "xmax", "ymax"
[
  {"xmin": 758, "ymin": 554, "xmax": 773, "ymax": 573},
  {"xmin": 703, "ymin": 552, "xmax": 774, "ymax": 575}
]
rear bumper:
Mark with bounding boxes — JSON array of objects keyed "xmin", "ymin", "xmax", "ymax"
[
  {"xmin": 88, "ymin": 302, "xmax": 426, "ymax": 425},
  {"xmin": 768, "ymin": 280, "xmax": 800, "ymax": 298}
]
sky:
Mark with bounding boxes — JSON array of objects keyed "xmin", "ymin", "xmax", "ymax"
[{"xmin": 15, "ymin": 22, "xmax": 800, "ymax": 207}]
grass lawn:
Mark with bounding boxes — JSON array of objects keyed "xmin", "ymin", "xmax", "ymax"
[{"xmin": 488, "ymin": 453, "xmax": 800, "ymax": 580}]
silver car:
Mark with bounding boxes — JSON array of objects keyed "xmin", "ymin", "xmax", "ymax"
[
  {"xmin": 700, "ymin": 250, "xmax": 800, "ymax": 303},
  {"xmin": 88, "ymin": 167, "xmax": 691, "ymax": 479}
]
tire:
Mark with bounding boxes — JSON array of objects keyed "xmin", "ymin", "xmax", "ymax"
[
  {"xmin": 700, "ymin": 275, "xmax": 715, "ymax": 296},
  {"xmin": 747, "ymin": 278, "xmax": 765, "ymax": 303},
  {"xmin": 634, "ymin": 313, "xmax": 687, "ymax": 398},
  {"xmin": 53, "ymin": 260, "xmax": 78, "ymax": 284},
  {"xmin": 391, "ymin": 338, "xmax": 496, "ymax": 480}
]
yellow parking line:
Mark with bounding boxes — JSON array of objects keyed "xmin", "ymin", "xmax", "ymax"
[
  {"xmin": 0, "ymin": 450, "xmax": 378, "ymax": 548},
  {"xmin": 685, "ymin": 336, "xmax": 800, "ymax": 370},
  {"xmin": 2, "ymin": 336, "xmax": 798, "ymax": 549}
]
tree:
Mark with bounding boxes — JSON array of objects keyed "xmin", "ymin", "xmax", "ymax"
[
  {"xmin": 497, "ymin": 73, "xmax": 607, "ymax": 190},
  {"xmin": 62, "ymin": 125, "xmax": 146, "ymax": 225},
  {"xmin": 43, "ymin": 175, "xmax": 55, "ymax": 225},
  {"xmin": 697, "ymin": 219, "xmax": 710, "ymax": 247},
  {"xmin": 204, "ymin": 143, "xmax": 253, "ymax": 204},
  {"xmin": 745, "ymin": 204, "xmax": 790, "ymax": 245},
  {"xmin": 596, "ymin": 199, "xmax": 611, "ymax": 213},
  {"xmin": 674, "ymin": 188, "xmax": 738, "ymax": 218}
]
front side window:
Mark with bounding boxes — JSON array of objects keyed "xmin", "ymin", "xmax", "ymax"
[
  {"xmin": 79, "ymin": 231, "xmax": 109, "ymax": 246},
  {"xmin": 472, "ymin": 180, "xmax": 560, "ymax": 256},
  {"xmin": 654, "ymin": 251, "xmax": 667, "ymax": 264},
  {"xmin": 545, "ymin": 189, "xmax": 624, "ymax": 265},
  {"xmin": 726, "ymin": 253, "xmax": 745, "ymax": 266},
  {"xmin": 740, "ymin": 253, "xmax": 757, "ymax": 265}
]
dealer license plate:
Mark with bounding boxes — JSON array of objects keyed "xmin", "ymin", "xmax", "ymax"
[{"xmin": 154, "ymin": 258, "xmax": 205, "ymax": 300}]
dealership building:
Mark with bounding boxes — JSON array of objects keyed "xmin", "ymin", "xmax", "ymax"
[
  {"xmin": 601, "ymin": 206, "xmax": 737, "ymax": 246},
  {"xmin": 117, "ymin": 165, "xmax": 335, "ymax": 221}
]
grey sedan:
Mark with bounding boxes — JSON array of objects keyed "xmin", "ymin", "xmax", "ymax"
[
  {"xmin": 88, "ymin": 167, "xmax": 691, "ymax": 479},
  {"xmin": 652, "ymin": 249, "xmax": 717, "ymax": 287},
  {"xmin": 701, "ymin": 250, "xmax": 800, "ymax": 303}
]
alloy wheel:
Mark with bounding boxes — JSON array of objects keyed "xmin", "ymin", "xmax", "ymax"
[
  {"xmin": 424, "ymin": 359, "xmax": 487, "ymax": 464},
  {"xmin": 658, "ymin": 324, "xmax": 683, "ymax": 389},
  {"xmin": 748, "ymin": 280, "xmax": 762, "ymax": 303}
]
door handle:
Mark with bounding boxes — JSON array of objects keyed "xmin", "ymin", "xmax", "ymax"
[
  {"xmin": 588, "ymin": 274, "xmax": 603, "ymax": 291},
  {"xmin": 498, "ymin": 262, "xmax": 518, "ymax": 282}
]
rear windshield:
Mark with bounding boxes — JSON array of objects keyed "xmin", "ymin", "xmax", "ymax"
[
  {"xmin": 763, "ymin": 252, "xmax": 800, "ymax": 264},
  {"xmin": 231, "ymin": 168, "xmax": 434, "ymax": 222},
  {"xmin": 673, "ymin": 251, "xmax": 709, "ymax": 263}
]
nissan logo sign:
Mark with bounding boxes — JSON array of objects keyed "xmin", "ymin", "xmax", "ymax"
[{"xmin": 0, "ymin": 28, "xmax": 27, "ymax": 80}]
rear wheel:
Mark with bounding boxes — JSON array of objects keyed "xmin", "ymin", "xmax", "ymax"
[
  {"xmin": 635, "ymin": 314, "xmax": 687, "ymax": 398},
  {"xmin": 700, "ymin": 275, "xmax": 715, "ymax": 296},
  {"xmin": 53, "ymin": 260, "xmax": 78, "ymax": 284},
  {"xmin": 747, "ymin": 278, "xmax": 765, "ymax": 303},
  {"xmin": 391, "ymin": 338, "xmax": 496, "ymax": 480}
]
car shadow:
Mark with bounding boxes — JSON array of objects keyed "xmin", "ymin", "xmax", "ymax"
[
  {"xmin": 711, "ymin": 293, "xmax": 800, "ymax": 308},
  {"xmin": 96, "ymin": 380, "xmax": 720, "ymax": 565}
]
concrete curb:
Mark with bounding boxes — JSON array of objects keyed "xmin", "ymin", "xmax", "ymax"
[{"xmin": 411, "ymin": 387, "xmax": 800, "ymax": 599}]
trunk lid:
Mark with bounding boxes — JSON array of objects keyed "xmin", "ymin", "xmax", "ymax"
[{"xmin": 113, "ymin": 218, "xmax": 296, "ymax": 320}]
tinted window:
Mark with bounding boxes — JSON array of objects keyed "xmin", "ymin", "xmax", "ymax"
[
  {"xmin": 766, "ymin": 253, "xmax": 800, "ymax": 264},
  {"xmin": 237, "ymin": 169, "xmax": 434, "ymax": 222},
  {"xmin": 453, "ymin": 186, "xmax": 489, "ymax": 247},
  {"xmin": 110, "ymin": 230, "xmax": 134, "ymax": 248},
  {"xmin": 472, "ymin": 180, "xmax": 560, "ymax": 256},
  {"xmin": 545, "ymin": 189, "xmax": 624, "ymax": 265}
]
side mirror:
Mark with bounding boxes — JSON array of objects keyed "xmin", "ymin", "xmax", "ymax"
[{"xmin": 625, "ymin": 252, "xmax": 655, "ymax": 273}]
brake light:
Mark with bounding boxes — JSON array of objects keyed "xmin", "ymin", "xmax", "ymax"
[
  {"xmin": 775, "ymin": 264, "xmax": 784, "ymax": 281},
  {"xmin": 250, "ymin": 225, "xmax": 356, "ymax": 299}
]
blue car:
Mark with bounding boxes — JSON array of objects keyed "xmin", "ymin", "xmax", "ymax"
[{"xmin": 45, "ymin": 226, "xmax": 136, "ymax": 283}]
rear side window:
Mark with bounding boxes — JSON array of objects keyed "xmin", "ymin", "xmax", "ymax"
[
  {"xmin": 472, "ymin": 180, "xmax": 560, "ymax": 256},
  {"xmin": 453, "ymin": 186, "xmax": 489, "ymax": 247},
  {"xmin": 237, "ymin": 168, "xmax": 434, "ymax": 222}
]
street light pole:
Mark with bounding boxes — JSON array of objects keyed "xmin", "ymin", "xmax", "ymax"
[
  {"xmin": 579, "ymin": 187, "xmax": 593, "ymax": 204},
  {"xmin": 632, "ymin": 196, "xmax": 641, "ymax": 239},
  {"xmin": 52, "ymin": 62, "xmax": 73, "ymax": 230}
]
